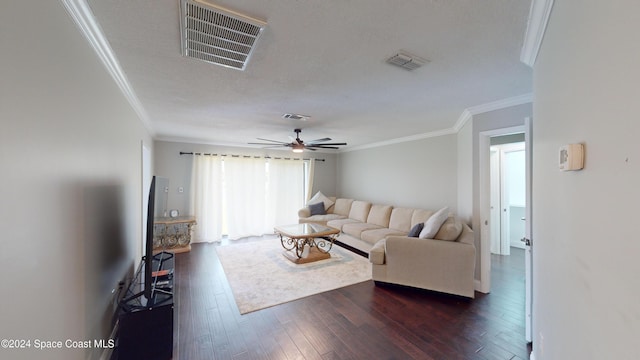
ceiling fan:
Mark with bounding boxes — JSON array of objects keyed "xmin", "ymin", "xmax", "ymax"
[{"xmin": 249, "ymin": 129, "xmax": 347, "ymax": 153}]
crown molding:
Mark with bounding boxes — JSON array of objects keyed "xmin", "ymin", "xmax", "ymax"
[
  {"xmin": 520, "ymin": 0, "xmax": 555, "ymax": 67},
  {"xmin": 341, "ymin": 93, "xmax": 533, "ymax": 153},
  {"xmin": 453, "ymin": 109, "xmax": 473, "ymax": 132},
  {"xmin": 454, "ymin": 93, "xmax": 533, "ymax": 132},
  {"xmin": 467, "ymin": 93, "xmax": 533, "ymax": 116},
  {"xmin": 60, "ymin": 0, "xmax": 154, "ymax": 135},
  {"xmin": 341, "ymin": 128, "xmax": 457, "ymax": 153}
]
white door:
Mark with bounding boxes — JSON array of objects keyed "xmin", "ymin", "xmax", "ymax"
[
  {"xmin": 524, "ymin": 117, "xmax": 533, "ymax": 343},
  {"xmin": 489, "ymin": 148, "xmax": 502, "ymax": 254},
  {"xmin": 501, "ymin": 144, "xmax": 526, "ymax": 251}
]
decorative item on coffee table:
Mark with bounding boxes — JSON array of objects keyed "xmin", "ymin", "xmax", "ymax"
[{"xmin": 274, "ymin": 223, "xmax": 339, "ymax": 264}]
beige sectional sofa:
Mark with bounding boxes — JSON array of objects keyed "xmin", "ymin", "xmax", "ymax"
[{"xmin": 298, "ymin": 196, "xmax": 476, "ymax": 298}]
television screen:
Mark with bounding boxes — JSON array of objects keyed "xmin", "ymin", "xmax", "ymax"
[{"xmin": 144, "ymin": 176, "xmax": 156, "ymax": 301}]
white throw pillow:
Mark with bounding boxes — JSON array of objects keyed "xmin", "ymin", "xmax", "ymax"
[
  {"xmin": 419, "ymin": 207, "xmax": 449, "ymax": 239},
  {"xmin": 307, "ymin": 191, "xmax": 334, "ymax": 210}
]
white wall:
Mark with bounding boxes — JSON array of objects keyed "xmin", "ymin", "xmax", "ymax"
[
  {"xmin": 154, "ymin": 140, "xmax": 337, "ymax": 215},
  {"xmin": 337, "ymin": 134, "xmax": 458, "ymax": 210},
  {"xmin": 0, "ymin": 2, "xmax": 152, "ymax": 359},
  {"xmin": 533, "ymin": 1, "xmax": 640, "ymax": 359}
]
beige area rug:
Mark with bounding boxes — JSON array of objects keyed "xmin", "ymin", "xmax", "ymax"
[{"xmin": 216, "ymin": 238, "xmax": 372, "ymax": 314}]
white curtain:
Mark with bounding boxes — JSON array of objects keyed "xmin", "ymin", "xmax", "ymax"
[
  {"xmin": 190, "ymin": 155, "xmax": 223, "ymax": 242},
  {"xmin": 190, "ymin": 155, "xmax": 305, "ymax": 241},
  {"xmin": 224, "ymin": 156, "xmax": 269, "ymax": 239},
  {"xmin": 305, "ymin": 158, "xmax": 315, "ymax": 201},
  {"xmin": 267, "ymin": 159, "xmax": 305, "ymax": 226}
]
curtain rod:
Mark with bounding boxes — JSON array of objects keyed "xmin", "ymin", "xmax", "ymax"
[{"xmin": 179, "ymin": 151, "xmax": 325, "ymax": 162}]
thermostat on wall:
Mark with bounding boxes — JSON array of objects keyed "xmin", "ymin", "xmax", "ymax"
[{"xmin": 559, "ymin": 144, "xmax": 584, "ymax": 171}]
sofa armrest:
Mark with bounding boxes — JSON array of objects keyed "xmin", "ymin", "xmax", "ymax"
[
  {"xmin": 383, "ymin": 235, "xmax": 476, "ymax": 284},
  {"xmin": 298, "ymin": 207, "xmax": 311, "ymax": 218}
]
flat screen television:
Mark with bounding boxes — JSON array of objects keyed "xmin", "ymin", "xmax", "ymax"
[
  {"xmin": 121, "ymin": 175, "xmax": 173, "ymax": 309},
  {"xmin": 143, "ymin": 176, "xmax": 156, "ymax": 301}
]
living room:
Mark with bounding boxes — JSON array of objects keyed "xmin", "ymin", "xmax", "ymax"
[{"xmin": 2, "ymin": 1, "xmax": 639, "ymax": 360}]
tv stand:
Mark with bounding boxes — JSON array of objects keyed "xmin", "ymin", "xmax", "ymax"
[{"xmin": 117, "ymin": 252, "xmax": 174, "ymax": 360}]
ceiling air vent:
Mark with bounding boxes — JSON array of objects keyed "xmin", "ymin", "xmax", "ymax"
[
  {"xmin": 282, "ymin": 113, "xmax": 310, "ymax": 121},
  {"xmin": 386, "ymin": 51, "xmax": 429, "ymax": 71},
  {"xmin": 179, "ymin": 0, "xmax": 266, "ymax": 70}
]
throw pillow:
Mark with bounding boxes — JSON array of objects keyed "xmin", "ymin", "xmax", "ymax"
[
  {"xmin": 434, "ymin": 215, "xmax": 463, "ymax": 241},
  {"xmin": 308, "ymin": 202, "xmax": 326, "ymax": 216},
  {"xmin": 419, "ymin": 207, "xmax": 449, "ymax": 239},
  {"xmin": 307, "ymin": 191, "xmax": 334, "ymax": 210},
  {"xmin": 407, "ymin": 223, "xmax": 424, "ymax": 237}
]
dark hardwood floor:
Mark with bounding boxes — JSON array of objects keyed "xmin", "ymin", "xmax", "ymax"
[{"xmin": 173, "ymin": 238, "xmax": 529, "ymax": 359}]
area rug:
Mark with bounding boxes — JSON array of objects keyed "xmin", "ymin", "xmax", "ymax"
[{"xmin": 215, "ymin": 238, "xmax": 372, "ymax": 314}]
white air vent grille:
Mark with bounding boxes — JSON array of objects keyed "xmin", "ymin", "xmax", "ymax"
[
  {"xmin": 180, "ymin": 0, "xmax": 266, "ymax": 70},
  {"xmin": 386, "ymin": 51, "xmax": 429, "ymax": 71},
  {"xmin": 282, "ymin": 113, "xmax": 310, "ymax": 121}
]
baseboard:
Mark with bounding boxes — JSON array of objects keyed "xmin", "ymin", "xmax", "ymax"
[
  {"xmin": 474, "ymin": 279, "xmax": 484, "ymax": 293},
  {"xmin": 100, "ymin": 320, "xmax": 118, "ymax": 360}
]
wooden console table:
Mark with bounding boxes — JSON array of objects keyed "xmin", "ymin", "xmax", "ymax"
[{"xmin": 153, "ymin": 216, "xmax": 196, "ymax": 254}]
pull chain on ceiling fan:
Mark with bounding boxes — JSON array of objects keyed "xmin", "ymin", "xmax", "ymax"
[{"xmin": 249, "ymin": 129, "xmax": 347, "ymax": 152}]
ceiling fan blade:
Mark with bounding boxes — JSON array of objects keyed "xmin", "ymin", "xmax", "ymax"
[
  {"xmin": 248, "ymin": 142, "xmax": 286, "ymax": 146},
  {"xmin": 307, "ymin": 145, "xmax": 339, "ymax": 149},
  {"xmin": 308, "ymin": 142, "xmax": 347, "ymax": 146},
  {"xmin": 256, "ymin": 138, "xmax": 290, "ymax": 144},
  {"xmin": 306, "ymin": 137, "xmax": 332, "ymax": 144},
  {"xmin": 303, "ymin": 147, "xmax": 317, "ymax": 151}
]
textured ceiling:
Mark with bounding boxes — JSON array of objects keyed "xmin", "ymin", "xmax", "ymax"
[{"xmin": 87, "ymin": 0, "xmax": 532, "ymax": 151}]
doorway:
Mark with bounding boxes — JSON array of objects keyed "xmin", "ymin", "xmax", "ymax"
[{"xmin": 479, "ymin": 120, "xmax": 533, "ymax": 344}]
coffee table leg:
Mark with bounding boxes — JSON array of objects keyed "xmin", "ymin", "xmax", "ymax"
[
  {"xmin": 279, "ymin": 234, "xmax": 296, "ymax": 251},
  {"xmin": 311, "ymin": 235, "xmax": 336, "ymax": 254}
]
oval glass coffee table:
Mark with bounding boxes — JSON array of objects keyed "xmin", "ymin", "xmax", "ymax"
[{"xmin": 274, "ymin": 223, "xmax": 340, "ymax": 264}]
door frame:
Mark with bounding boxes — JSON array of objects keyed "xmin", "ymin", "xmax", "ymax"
[{"xmin": 479, "ymin": 121, "xmax": 533, "ymax": 342}]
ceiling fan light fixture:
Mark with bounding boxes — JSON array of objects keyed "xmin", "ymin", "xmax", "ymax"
[
  {"xmin": 248, "ymin": 129, "xmax": 346, "ymax": 152},
  {"xmin": 292, "ymin": 143, "xmax": 304, "ymax": 153}
]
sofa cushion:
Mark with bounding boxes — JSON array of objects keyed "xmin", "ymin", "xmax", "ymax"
[
  {"xmin": 349, "ymin": 201, "xmax": 372, "ymax": 223},
  {"xmin": 308, "ymin": 191, "xmax": 334, "ymax": 210},
  {"xmin": 343, "ymin": 222, "xmax": 383, "ymax": 239},
  {"xmin": 333, "ymin": 198, "xmax": 354, "ymax": 216},
  {"xmin": 407, "ymin": 222, "xmax": 424, "ymax": 237},
  {"xmin": 361, "ymin": 228, "xmax": 406, "ymax": 245},
  {"xmin": 411, "ymin": 209, "xmax": 434, "ymax": 228},
  {"xmin": 327, "ymin": 218, "xmax": 360, "ymax": 231},
  {"xmin": 388, "ymin": 207, "xmax": 415, "ymax": 232},
  {"xmin": 368, "ymin": 239, "xmax": 386, "ymax": 265},
  {"xmin": 434, "ymin": 215, "xmax": 463, "ymax": 241},
  {"xmin": 308, "ymin": 202, "xmax": 326, "ymax": 216},
  {"xmin": 419, "ymin": 207, "xmax": 449, "ymax": 239},
  {"xmin": 367, "ymin": 204, "xmax": 393, "ymax": 227}
]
